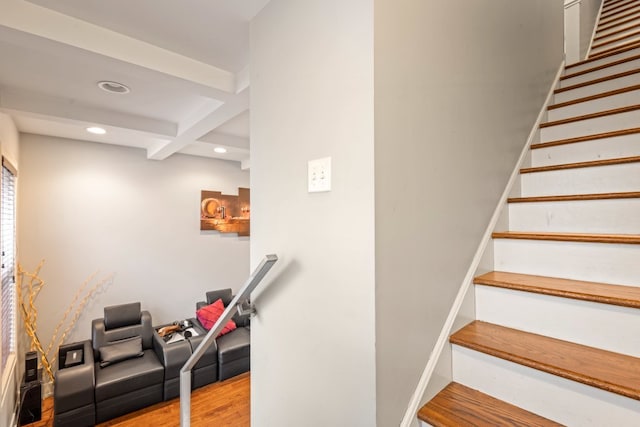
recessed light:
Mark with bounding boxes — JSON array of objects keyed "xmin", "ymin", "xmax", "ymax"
[
  {"xmin": 87, "ymin": 127, "xmax": 106, "ymax": 135},
  {"xmin": 214, "ymin": 147, "xmax": 227, "ymax": 154},
  {"xmin": 98, "ymin": 80, "xmax": 130, "ymax": 94}
]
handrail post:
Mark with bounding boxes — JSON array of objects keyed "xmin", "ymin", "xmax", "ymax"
[{"xmin": 179, "ymin": 254, "xmax": 278, "ymax": 426}]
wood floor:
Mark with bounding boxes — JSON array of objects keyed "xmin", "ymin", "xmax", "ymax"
[{"xmin": 27, "ymin": 373, "xmax": 250, "ymax": 427}]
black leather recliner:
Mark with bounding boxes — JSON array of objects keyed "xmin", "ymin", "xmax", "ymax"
[
  {"xmin": 54, "ymin": 302, "xmax": 165, "ymax": 426},
  {"xmin": 190, "ymin": 288, "xmax": 251, "ymax": 381}
]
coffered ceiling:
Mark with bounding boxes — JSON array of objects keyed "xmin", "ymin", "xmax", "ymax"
[{"xmin": 0, "ymin": 0, "xmax": 270, "ymax": 168}]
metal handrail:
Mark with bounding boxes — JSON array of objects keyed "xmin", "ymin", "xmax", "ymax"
[{"xmin": 179, "ymin": 254, "xmax": 278, "ymax": 426}]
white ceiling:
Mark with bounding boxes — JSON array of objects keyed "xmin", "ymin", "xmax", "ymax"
[{"xmin": 0, "ymin": 0, "xmax": 270, "ymax": 167}]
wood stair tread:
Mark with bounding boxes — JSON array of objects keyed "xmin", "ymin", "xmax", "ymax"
[
  {"xmin": 555, "ymin": 68, "xmax": 640, "ymax": 94},
  {"xmin": 450, "ymin": 321, "xmax": 640, "ymax": 400},
  {"xmin": 417, "ymin": 382, "xmax": 562, "ymax": 427},
  {"xmin": 589, "ymin": 40, "xmax": 640, "ymax": 59},
  {"xmin": 508, "ymin": 191, "xmax": 640, "ymax": 203},
  {"xmin": 491, "ymin": 231, "xmax": 640, "ymax": 244},
  {"xmin": 597, "ymin": 13, "xmax": 640, "ymax": 36},
  {"xmin": 601, "ymin": 2, "xmax": 640, "ymax": 21},
  {"xmin": 540, "ymin": 104, "xmax": 640, "ymax": 128},
  {"xmin": 599, "ymin": 7, "xmax": 640, "ymax": 27},
  {"xmin": 520, "ymin": 155, "xmax": 640, "ymax": 173},
  {"xmin": 561, "ymin": 53, "xmax": 640, "ymax": 81},
  {"xmin": 592, "ymin": 29, "xmax": 640, "ymax": 50},
  {"xmin": 530, "ymin": 127, "xmax": 640, "ymax": 149},
  {"xmin": 567, "ymin": 40, "xmax": 640, "ymax": 69},
  {"xmin": 474, "ymin": 271, "xmax": 640, "ymax": 309},
  {"xmin": 548, "ymin": 84, "xmax": 640, "ymax": 110},
  {"xmin": 593, "ymin": 22, "xmax": 640, "ymax": 42}
]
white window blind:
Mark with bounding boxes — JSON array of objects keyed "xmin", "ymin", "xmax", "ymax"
[{"xmin": 1, "ymin": 160, "xmax": 16, "ymax": 373}]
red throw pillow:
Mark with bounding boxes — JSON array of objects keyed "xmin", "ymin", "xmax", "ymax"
[{"xmin": 196, "ymin": 298, "xmax": 236, "ymax": 337}]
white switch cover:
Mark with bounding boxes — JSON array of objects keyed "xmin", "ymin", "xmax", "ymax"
[{"xmin": 308, "ymin": 157, "xmax": 331, "ymax": 192}]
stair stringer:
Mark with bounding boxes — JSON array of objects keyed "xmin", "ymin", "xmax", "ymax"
[{"xmin": 398, "ymin": 61, "xmax": 566, "ymax": 427}]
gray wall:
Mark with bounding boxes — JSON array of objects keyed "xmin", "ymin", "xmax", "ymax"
[
  {"xmin": 18, "ymin": 134, "xmax": 250, "ymax": 347},
  {"xmin": 250, "ymin": 0, "xmax": 377, "ymax": 425},
  {"xmin": 374, "ymin": 0, "xmax": 564, "ymax": 425}
]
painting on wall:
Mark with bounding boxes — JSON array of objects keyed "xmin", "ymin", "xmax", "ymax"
[{"xmin": 200, "ymin": 188, "xmax": 250, "ymax": 236}]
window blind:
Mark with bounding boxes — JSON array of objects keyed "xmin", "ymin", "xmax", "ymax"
[{"xmin": 1, "ymin": 161, "xmax": 16, "ymax": 373}]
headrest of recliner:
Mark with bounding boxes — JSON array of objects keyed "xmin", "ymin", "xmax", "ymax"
[
  {"xmin": 206, "ymin": 289, "xmax": 233, "ymax": 306},
  {"xmin": 104, "ymin": 302, "xmax": 142, "ymax": 330}
]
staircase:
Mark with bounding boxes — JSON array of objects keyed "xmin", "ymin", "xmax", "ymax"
[{"xmin": 418, "ymin": 1, "xmax": 640, "ymax": 425}]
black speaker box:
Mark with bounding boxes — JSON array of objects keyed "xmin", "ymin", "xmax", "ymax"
[
  {"xmin": 19, "ymin": 371, "xmax": 41, "ymax": 425},
  {"xmin": 25, "ymin": 351, "xmax": 37, "ymax": 383}
]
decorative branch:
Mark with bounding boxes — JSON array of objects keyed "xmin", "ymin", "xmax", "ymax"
[{"xmin": 18, "ymin": 261, "xmax": 113, "ymax": 383}]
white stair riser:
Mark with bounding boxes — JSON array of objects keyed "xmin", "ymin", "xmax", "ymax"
[
  {"xmin": 452, "ymin": 346, "xmax": 640, "ymax": 427},
  {"xmin": 602, "ymin": 0, "xmax": 636, "ymax": 14},
  {"xmin": 566, "ymin": 45, "xmax": 640, "ymax": 74},
  {"xmin": 561, "ymin": 56, "xmax": 640, "ymax": 87},
  {"xmin": 475, "ymin": 285, "xmax": 640, "ymax": 356},
  {"xmin": 548, "ymin": 89, "xmax": 640, "ymax": 121},
  {"xmin": 597, "ymin": 17, "xmax": 640, "ymax": 39},
  {"xmin": 540, "ymin": 110, "xmax": 640, "ymax": 141},
  {"xmin": 600, "ymin": 6, "xmax": 640, "ymax": 26},
  {"xmin": 508, "ymin": 199, "xmax": 640, "ymax": 234},
  {"xmin": 520, "ymin": 162, "xmax": 640, "ymax": 196},
  {"xmin": 493, "ymin": 238, "xmax": 640, "ymax": 285},
  {"xmin": 554, "ymin": 72, "xmax": 640, "ymax": 104},
  {"xmin": 591, "ymin": 37, "xmax": 640, "ymax": 56},
  {"xmin": 594, "ymin": 25, "xmax": 640, "ymax": 46},
  {"xmin": 531, "ymin": 134, "xmax": 640, "ymax": 166}
]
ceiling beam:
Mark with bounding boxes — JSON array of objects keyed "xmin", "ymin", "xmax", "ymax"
[
  {"xmin": 0, "ymin": 0, "xmax": 236, "ymax": 93},
  {"xmin": 147, "ymin": 89, "xmax": 249, "ymax": 160},
  {"xmin": 0, "ymin": 87, "xmax": 177, "ymax": 137}
]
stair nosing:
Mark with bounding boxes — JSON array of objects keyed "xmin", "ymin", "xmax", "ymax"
[
  {"xmin": 520, "ymin": 155, "xmax": 640, "ymax": 173},
  {"xmin": 492, "ymin": 231, "xmax": 640, "ymax": 244},
  {"xmin": 548, "ymin": 84, "xmax": 640, "ymax": 110},
  {"xmin": 540, "ymin": 104, "xmax": 640, "ymax": 127},
  {"xmin": 451, "ymin": 321, "xmax": 640, "ymax": 401},
  {"xmin": 555, "ymin": 68, "xmax": 640, "ymax": 94},
  {"xmin": 474, "ymin": 271, "xmax": 640, "ymax": 309},
  {"xmin": 507, "ymin": 191, "xmax": 640, "ymax": 203},
  {"xmin": 600, "ymin": 5, "xmax": 640, "ymax": 27},
  {"xmin": 417, "ymin": 382, "xmax": 563, "ymax": 427},
  {"xmin": 567, "ymin": 42, "xmax": 640, "ymax": 69},
  {"xmin": 591, "ymin": 29, "xmax": 640, "ymax": 51},
  {"xmin": 561, "ymin": 54, "xmax": 640, "ymax": 82},
  {"xmin": 593, "ymin": 22, "xmax": 640, "ymax": 43},
  {"xmin": 593, "ymin": 22, "xmax": 640, "ymax": 42},
  {"xmin": 531, "ymin": 127, "xmax": 640, "ymax": 149},
  {"xmin": 589, "ymin": 40, "xmax": 640, "ymax": 60},
  {"xmin": 601, "ymin": 3, "xmax": 640, "ymax": 21},
  {"xmin": 596, "ymin": 13, "xmax": 640, "ymax": 36}
]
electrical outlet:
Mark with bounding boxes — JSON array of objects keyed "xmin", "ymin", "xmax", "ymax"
[{"xmin": 308, "ymin": 157, "xmax": 331, "ymax": 192}]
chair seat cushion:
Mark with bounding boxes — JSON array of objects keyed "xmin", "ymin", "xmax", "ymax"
[
  {"xmin": 217, "ymin": 327, "xmax": 250, "ymax": 364},
  {"xmin": 95, "ymin": 349, "xmax": 164, "ymax": 401}
]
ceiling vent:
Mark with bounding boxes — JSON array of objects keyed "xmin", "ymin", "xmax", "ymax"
[{"xmin": 98, "ymin": 81, "xmax": 130, "ymax": 94}]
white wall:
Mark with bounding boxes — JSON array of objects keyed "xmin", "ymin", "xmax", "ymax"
[
  {"xmin": 18, "ymin": 134, "xmax": 250, "ymax": 350},
  {"xmin": 374, "ymin": 0, "xmax": 564, "ymax": 425},
  {"xmin": 250, "ymin": 0, "xmax": 376, "ymax": 425},
  {"xmin": 565, "ymin": 0, "xmax": 603, "ymax": 64}
]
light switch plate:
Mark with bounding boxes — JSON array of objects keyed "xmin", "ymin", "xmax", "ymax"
[{"xmin": 308, "ymin": 157, "xmax": 331, "ymax": 192}]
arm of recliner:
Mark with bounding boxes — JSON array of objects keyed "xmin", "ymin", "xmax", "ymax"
[
  {"xmin": 196, "ymin": 301, "xmax": 207, "ymax": 310},
  {"xmin": 54, "ymin": 340, "xmax": 95, "ymax": 415}
]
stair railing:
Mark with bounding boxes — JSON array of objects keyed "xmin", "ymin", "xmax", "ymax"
[{"xmin": 179, "ymin": 254, "xmax": 278, "ymax": 426}]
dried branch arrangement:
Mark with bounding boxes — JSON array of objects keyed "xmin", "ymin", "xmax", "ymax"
[{"xmin": 17, "ymin": 260, "xmax": 113, "ymax": 383}]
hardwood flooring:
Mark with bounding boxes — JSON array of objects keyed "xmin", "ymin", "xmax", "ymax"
[{"xmin": 26, "ymin": 372, "xmax": 250, "ymax": 427}]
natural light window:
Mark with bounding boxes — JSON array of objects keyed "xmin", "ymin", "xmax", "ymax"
[{"xmin": 0, "ymin": 160, "xmax": 16, "ymax": 376}]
